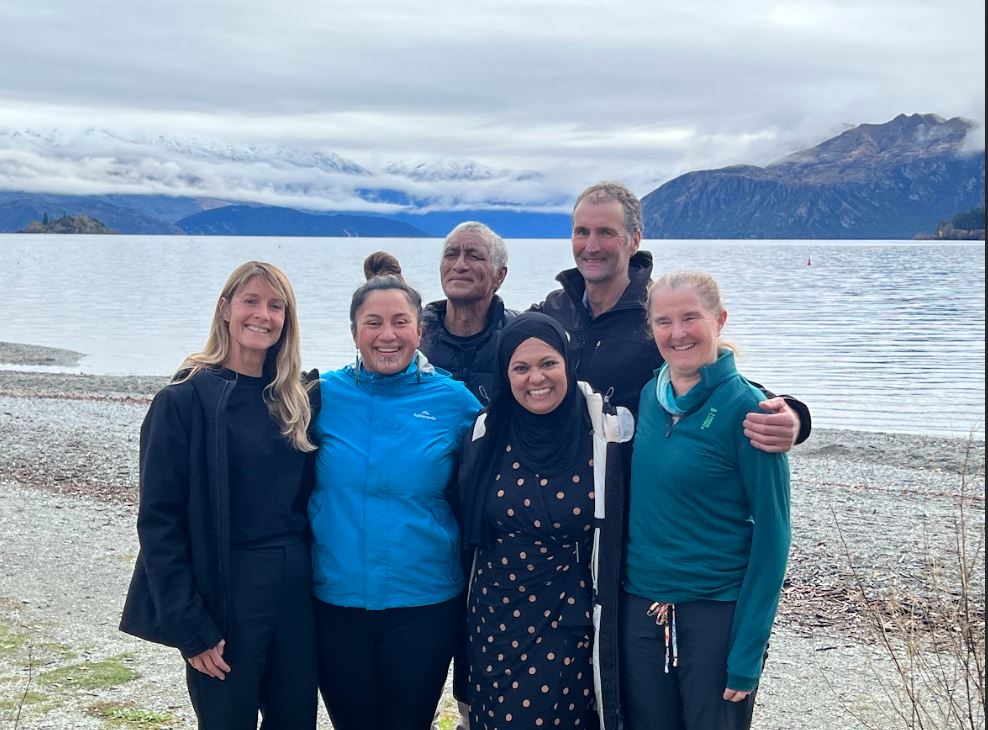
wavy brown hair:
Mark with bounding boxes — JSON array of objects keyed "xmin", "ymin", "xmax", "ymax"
[{"xmin": 175, "ymin": 261, "xmax": 315, "ymax": 452}]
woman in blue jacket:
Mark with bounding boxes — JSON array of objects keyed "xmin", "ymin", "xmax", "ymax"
[
  {"xmin": 621, "ymin": 270, "xmax": 791, "ymax": 730},
  {"xmin": 309, "ymin": 252, "xmax": 481, "ymax": 730},
  {"xmin": 121, "ymin": 261, "xmax": 319, "ymax": 729}
]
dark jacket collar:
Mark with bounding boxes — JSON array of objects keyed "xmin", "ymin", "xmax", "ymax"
[
  {"xmin": 423, "ymin": 294, "xmax": 508, "ymax": 340},
  {"xmin": 555, "ymin": 250, "xmax": 655, "ymax": 316}
]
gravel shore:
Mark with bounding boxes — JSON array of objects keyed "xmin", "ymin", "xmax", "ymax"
[{"xmin": 1, "ymin": 369, "xmax": 984, "ymax": 729}]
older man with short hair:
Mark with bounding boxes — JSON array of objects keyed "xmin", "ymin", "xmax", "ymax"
[
  {"xmin": 422, "ymin": 221, "xmax": 517, "ymax": 730},
  {"xmin": 420, "ymin": 221, "xmax": 518, "ymax": 403}
]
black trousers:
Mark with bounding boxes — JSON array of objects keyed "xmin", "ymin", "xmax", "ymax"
[
  {"xmin": 186, "ymin": 541, "xmax": 318, "ymax": 730},
  {"xmin": 621, "ymin": 592, "xmax": 758, "ymax": 730},
  {"xmin": 314, "ymin": 594, "xmax": 463, "ymax": 730}
]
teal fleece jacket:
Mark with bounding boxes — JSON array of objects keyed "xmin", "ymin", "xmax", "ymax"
[
  {"xmin": 624, "ymin": 350, "xmax": 790, "ymax": 692},
  {"xmin": 309, "ymin": 354, "xmax": 480, "ymax": 609}
]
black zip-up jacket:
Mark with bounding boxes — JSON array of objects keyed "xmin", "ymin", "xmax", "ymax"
[
  {"xmin": 420, "ymin": 295, "xmax": 518, "ymax": 403},
  {"xmin": 530, "ymin": 251, "xmax": 661, "ymax": 417},
  {"xmin": 119, "ymin": 368, "xmax": 319, "ymax": 658},
  {"xmin": 531, "ymin": 250, "xmax": 811, "ymax": 441}
]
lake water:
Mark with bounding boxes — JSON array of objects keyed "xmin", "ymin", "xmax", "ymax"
[{"xmin": 2, "ymin": 234, "xmax": 984, "ymax": 438}]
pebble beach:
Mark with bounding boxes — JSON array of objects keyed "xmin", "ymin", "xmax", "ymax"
[{"xmin": 1, "ymin": 348, "xmax": 984, "ymax": 729}]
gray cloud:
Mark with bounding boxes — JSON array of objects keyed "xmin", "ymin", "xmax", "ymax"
[{"xmin": 0, "ymin": 0, "xmax": 983, "ymax": 205}]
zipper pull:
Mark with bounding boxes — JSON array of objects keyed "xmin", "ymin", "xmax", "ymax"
[{"xmin": 665, "ymin": 414, "xmax": 679, "ymax": 438}]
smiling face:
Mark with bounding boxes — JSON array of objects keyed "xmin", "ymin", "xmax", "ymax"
[
  {"xmin": 507, "ymin": 337, "xmax": 568, "ymax": 415},
  {"xmin": 221, "ymin": 275, "xmax": 286, "ymax": 373},
  {"xmin": 649, "ymin": 284, "xmax": 726, "ymax": 380},
  {"xmin": 440, "ymin": 230, "xmax": 506, "ymax": 304},
  {"xmin": 571, "ymin": 198, "xmax": 640, "ymax": 286},
  {"xmin": 352, "ymin": 289, "xmax": 422, "ymax": 374}
]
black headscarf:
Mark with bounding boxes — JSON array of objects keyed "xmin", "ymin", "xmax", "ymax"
[
  {"xmin": 489, "ymin": 312, "xmax": 590, "ymax": 477},
  {"xmin": 460, "ymin": 313, "xmax": 592, "ymax": 549}
]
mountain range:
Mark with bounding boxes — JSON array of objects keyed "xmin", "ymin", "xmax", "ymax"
[
  {"xmin": 0, "ymin": 114, "xmax": 983, "ymax": 239},
  {"xmin": 642, "ymin": 114, "xmax": 985, "ymax": 239}
]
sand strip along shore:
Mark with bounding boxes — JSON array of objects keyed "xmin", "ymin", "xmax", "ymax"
[{"xmin": 1, "ymin": 369, "xmax": 984, "ymax": 729}]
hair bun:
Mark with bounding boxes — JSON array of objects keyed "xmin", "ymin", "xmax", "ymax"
[{"xmin": 363, "ymin": 251, "xmax": 403, "ymax": 281}]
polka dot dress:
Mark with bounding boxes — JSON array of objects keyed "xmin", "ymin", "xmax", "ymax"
[{"xmin": 467, "ymin": 443, "xmax": 598, "ymax": 729}]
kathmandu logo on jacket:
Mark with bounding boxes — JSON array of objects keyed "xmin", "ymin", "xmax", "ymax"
[
  {"xmin": 413, "ymin": 410, "xmax": 438, "ymax": 421},
  {"xmin": 700, "ymin": 408, "xmax": 718, "ymax": 430}
]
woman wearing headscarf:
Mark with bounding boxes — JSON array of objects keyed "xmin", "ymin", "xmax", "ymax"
[{"xmin": 458, "ymin": 312, "xmax": 634, "ymax": 729}]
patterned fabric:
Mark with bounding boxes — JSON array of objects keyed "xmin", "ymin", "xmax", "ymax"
[{"xmin": 467, "ymin": 443, "xmax": 598, "ymax": 729}]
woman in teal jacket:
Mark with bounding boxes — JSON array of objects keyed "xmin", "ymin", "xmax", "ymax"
[
  {"xmin": 621, "ymin": 270, "xmax": 791, "ymax": 730},
  {"xmin": 309, "ymin": 252, "xmax": 480, "ymax": 730}
]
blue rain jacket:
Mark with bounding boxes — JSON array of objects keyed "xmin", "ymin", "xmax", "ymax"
[{"xmin": 310, "ymin": 354, "xmax": 480, "ymax": 609}]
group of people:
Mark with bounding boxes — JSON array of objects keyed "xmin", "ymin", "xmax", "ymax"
[{"xmin": 120, "ymin": 181, "xmax": 808, "ymax": 730}]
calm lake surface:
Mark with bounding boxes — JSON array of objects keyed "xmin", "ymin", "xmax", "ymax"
[{"xmin": 2, "ymin": 235, "xmax": 984, "ymax": 437}]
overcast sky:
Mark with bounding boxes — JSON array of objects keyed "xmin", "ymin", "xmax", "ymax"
[{"xmin": 0, "ymin": 0, "xmax": 984, "ymax": 211}]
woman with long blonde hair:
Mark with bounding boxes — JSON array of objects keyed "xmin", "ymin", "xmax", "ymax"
[{"xmin": 121, "ymin": 261, "xmax": 320, "ymax": 729}]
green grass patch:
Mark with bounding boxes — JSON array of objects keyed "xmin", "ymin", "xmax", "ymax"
[
  {"xmin": 0, "ymin": 617, "xmax": 74, "ymax": 665},
  {"xmin": 34, "ymin": 640, "xmax": 77, "ymax": 661},
  {"xmin": 0, "ymin": 690, "xmax": 48, "ymax": 709},
  {"xmin": 88, "ymin": 701, "xmax": 175, "ymax": 726},
  {"xmin": 0, "ymin": 625, "xmax": 27, "ymax": 656},
  {"xmin": 38, "ymin": 657, "xmax": 139, "ymax": 691}
]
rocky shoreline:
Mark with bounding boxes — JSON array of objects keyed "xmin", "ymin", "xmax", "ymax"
[{"xmin": 1, "ymin": 368, "xmax": 984, "ymax": 729}]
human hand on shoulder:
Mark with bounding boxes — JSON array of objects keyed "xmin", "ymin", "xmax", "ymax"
[{"xmin": 743, "ymin": 398, "xmax": 799, "ymax": 453}]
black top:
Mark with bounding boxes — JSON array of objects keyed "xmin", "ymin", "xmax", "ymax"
[
  {"xmin": 420, "ymin": 295, "xmax": 519, "ymax": 403},
  {"xmin": 226, "ymin": 372, "xmax": 308, "ymax": 547},
  {"xmin": 120, "ymin": 368, "xmax": 321, "ymax": 658},
  {"xmin": 466, "ymin": 442, "xmax": 597, "ymax": 726},
  {"xmin": 530, "ymin": 251, "xmax": 661, "ymax": 416}
]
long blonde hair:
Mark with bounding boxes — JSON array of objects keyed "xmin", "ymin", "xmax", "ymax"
[{"xmin": 176, "ymin": 261, "xmax": 315, "ymax": 452}]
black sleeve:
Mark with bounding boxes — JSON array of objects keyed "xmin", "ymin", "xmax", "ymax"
[
  {"xmin": 299, "ymin": 368, "xmax": 321, "ymax": 506},
  {"xmin": 134, "ymin": 387, "xmax": 222, "ymax": 657},
  {"xmin": 748, "ymin": 378, "xmax": 812, "ymax": 445},
  {"xmin": 783, "ymin": 395, "xmax": 812, "ymax": 444}
]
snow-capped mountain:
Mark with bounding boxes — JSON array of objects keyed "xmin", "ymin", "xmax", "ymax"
[{"xmin": 383, "ymin": 158, "xmax": 542, "ymax": 183}]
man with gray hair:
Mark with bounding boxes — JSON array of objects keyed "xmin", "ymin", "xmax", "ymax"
[
  {"xmin": 420, "ymin": 221, "xmax": 518, "ymax": 402},
  {"xmin": 422, "ymin": 221, "xmax": 517, "ymax": 730}
]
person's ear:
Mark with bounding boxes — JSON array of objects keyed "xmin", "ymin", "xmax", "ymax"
[{"xmin": 494, "ymin": 266, "xmax": 507, "ymax": 292}]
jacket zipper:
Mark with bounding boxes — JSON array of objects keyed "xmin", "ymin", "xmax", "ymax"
[{"xmin": 665, "ymin": 414, "xmax": 681, "ymax": 438}]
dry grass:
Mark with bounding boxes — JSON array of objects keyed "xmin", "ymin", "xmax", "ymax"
[{"xmin": 835, "ymin": 437, "xmax": 985, "ymax": 730}]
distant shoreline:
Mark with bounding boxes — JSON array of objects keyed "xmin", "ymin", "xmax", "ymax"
[{"xmin": 0, "ymin": 341, "xmax": 84, "ymax": 367}]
